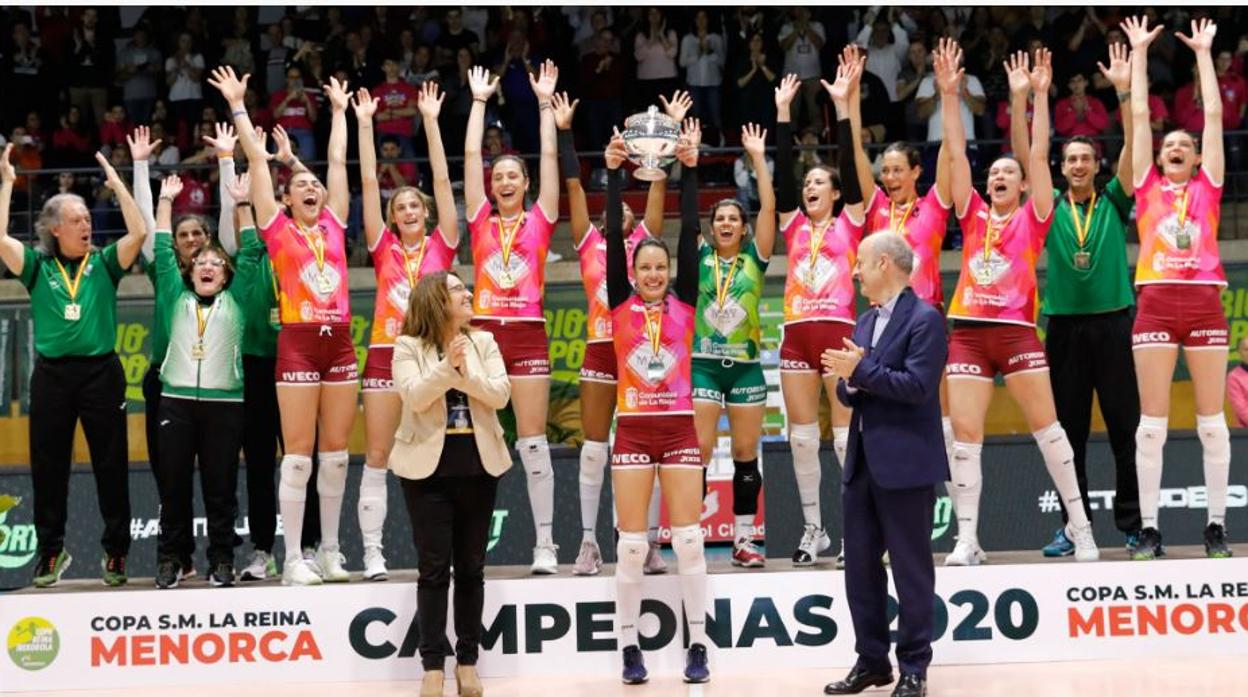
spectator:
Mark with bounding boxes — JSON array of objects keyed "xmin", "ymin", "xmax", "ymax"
[
  {"xmin": 461, "ymin": 7, "xmax": 490, "ymax": 56},
  {"xmin": 680, "ymin": 9, "xmax": 727, "ymax": 141},
  {"xmin": 165, "ymin": 32, "xmax": 206, "ymax": 144},
  {"xmin": 5, "ymin": 20, "xmax": 49, "ymax": 129},
  {"xmin": 1062, "ymin": 9, "xmax": 1109, "ymax": 80},
  {"xmin": 732, "ymin": 33, "xmax": 777, "ymax": 132},
  {"xmin": 481, "ymin": 124, "xmax": 518, "ymax": 188},
  {"xmin": 344, "ymin": 30, "xmax": 384, "ymax": 90},
  {"xmin": 243, "ymin": 88, "xmax": 274, "ymax": 133},
  {"xmin": 633, "ymin": 8, "xmax": 679, "ymax": 112},
  {"xmin": 778, "ymin": 8, "xmax": 825, "ymax": 132},
  {"xmin": 915, "ymin": 58, "xmax": 985, "ymax": 158},
  {"xmin": 50, "ymin": 105, "xmax": 94, "ymax": 168},
  {"xmin": 856, "ymin": 11, "xmax": 910, "ymax": 104},
  {"xmin": 1054, "ymin": 73, "xmax": 1110, "ymax": 146},
  {"xmin": 92, "ymin": 146, "xmax": 132, "ymax": 236},
  {"xmin": 1011, "ymin": 8, "xmax": 1054, "ymax": 53},
  {"xmin": 115, "ymin": 25, "xmax": 162, "ymax": 126},
  {"xmin": 565, "ymin": 7, "xmax": 611, "ymax": 50},
  {"xmin": 23, "ymin": 112, "xmax": 46, "ymax": 154},
  {"xmin": 8, "ymin": 126, "xmax": 42, "ymax": 206},
  {"xmin": 495, "ymin": 30, "xmax": 541, "ymax": 154},
  {"xmin": 727, "ymin": 6, "xmax": 773, "ymax": 58},
  {"xmin": 896, "ymin": 40, "xmax": 931, "ymax": 142},
  {"xmin": 41, "ymin": 170, "xmax": 84, "ymax": 208},
  {"xmin": 270, "ymin": 66, "xmax": 319, "ymax": 161},
  {"xmin": 441, "ymin": 46, "xmax": 477, "ymax": 165},
  {"xmin": 969, "ymin": 26, "xmax": 1011, "ymax": 139},
  {"xmin": 377, "ymin": 135, "xmax": 419, "ymax": 203},
  {"xmin": 1227, "ymin": 337, "xmax": 1248, "ymax": 428},
  {"xmin": 734, "ymin": 147, "xmax": 774, "ymax": 215},
  {"xmin": 1172, "ymin": 64, "xmax": 1206, "ymax": 134},
  {"xmin": 150, "ymin": 99, "xmax": 169, "ymax": 129},
  {"xmin": 149, "ymin": 122, "xmax": 181, "ymax": 167},
  {"xmin": 580, "ymin": 29, "xmax": 626, "ymax": 153},
  {"xmin": 375, "ymin": 57, "xmax": 420, "ymax": 157},
  {"xmin": 220, "ymin": 12, "xmax": 257, "ymax": 77},
  {"xmin": 262, "ymin": 23, "xmax": 292, "ymax": 96},
  {"xmin": 437, "ymin": 8, "xmax": 481, "ymax": 71},
  {"xmin": 1215, "ymin": 49, "xmax": 1248, "ymax": 129},
  {"xmin": 171, "ymin": 169, "xmax": 214, "ymax": 218},
  {"xmin": 404, "ymin": 45, "xmax": 440, "ymax": 87},
  {"xmin": 575, "ymin": 10, "xmax": 616, "ymax": 58},
  {"xmin": 854, "ymin": 55, "xmax": 894, "ymax": 145},
  {"xmin": 98, "ymin": 104, "xmax": 131, "ymax": 152},
  {"xmin": 67, "ymin": 8, "xmax": 112, "ymax": 130},
  {"xmin": 792, "ymin": 127, "xmax": 824, "ymax": 185}
]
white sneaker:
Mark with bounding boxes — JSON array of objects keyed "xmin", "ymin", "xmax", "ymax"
[
  {"xmin": 281, "ymin": 558, "xmax": 324, "ymax": 586},
  {"xmin": 531, "ymin": 544, "xmax": 559, "ymax": 575},
  {"xmin": 792, "ymin": 524, "xmax": 832, "ymax": 567},
  {"xmin": 835, "ymin": 538, "xmax": 845, "ymax": 569},
  {"xmin": 302, "ymin": 547, "xmax": 324, "ymax": 579},
  {"xmin": 945, "ymin": 538, "xmax": 987, "ymax": 566},
  {"xmin": 240, "ymin": 550, "xmax": 276, "ymax": 581},
  {"xmin": 1068, "ymin": 523, "xmax": 1100, "ymax": 562},
  {"xmin": 316, "ymin": 545, "xmax": 351, "ymax": 582},
  {"xmin": 572, "ymin": 540, "xmax": 603, "ymax": 576},
  {"xmin": 643, "ymin": 541, "xmax": 668, "ymax": 575},
  {"xmin": 362, "ymin": 547, "xmax": 389, "ymax": 581}
]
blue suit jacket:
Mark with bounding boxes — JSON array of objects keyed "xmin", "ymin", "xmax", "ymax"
[{"xmin": 835, "ymin": 287, "xmax": 950, "ymax": 490}]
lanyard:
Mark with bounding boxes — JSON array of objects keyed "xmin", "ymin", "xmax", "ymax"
[
  {"xmin": 889, "ymin": 198, "xmax": 916, "ymax": 235},
  {"xmin": 643, "ymin": 302, "xmax": 663, "ymax": 355},
  {"xmin": 54, "ymin": 252, "xmax": 90, "ymax": 301},
  {"xmin": 294, "ymin": 221, "xmax": 326, "ymax": 272},
  {"xmin": 268, "ymin": 258, "xmax": 280, "ymax": 303},
  {"xmin": 714, "ymin": 254, "xmax": 740, "ymax": 309},
  {"xmin": 1068, "ymin": 191, "xmax": 1096, "ymax": 250},
  {"xmin": 401, "ymin": 237, "xmax": 429, "ymax": 290},
  {"xmin": 1173, "ymin": 186, "xmax": 1189, "ymax": 229},
  {"xmin": 194, "ymin": 298, "xmax": 217, "ymax": 343},
  {"xmin": 498, "ymin": 214, "xmax": 524, "ymax": 269},
  {"xmin": 984, "ymin": 207, "xmax": 1016, "ymax": 263},
  {"xmin": 808, "ymin": 216, "xmax": 834, "ymax": 275}
]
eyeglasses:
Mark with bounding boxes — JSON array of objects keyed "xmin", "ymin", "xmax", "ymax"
[{"xmin": 193, "ymin": 258, "xmax": 225, "ymax": 268}]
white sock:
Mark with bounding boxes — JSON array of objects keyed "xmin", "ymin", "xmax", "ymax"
[
  {"xmin": 277, "ymin": 454, "xmax": 312, "ymax": 560},
  {"xmin": 790, "ymin": 422, "xmax": 823, "ymax": 527},
  {"xmin": 317, "ymin": 450, "xmax": 350, "ymax": 551},
  {"xmin": 579, "ymin": 440, "xmax": 609, "ymax": 542},
  {"xmin": 734, "ymin": 515, "xmax": 754, "ymax": 542},
  {"xmin": 1135, "ymin": 415, "xmax": 1168, "ymax": 529},
  {"xmin": 1197, "ymin": 414, "xmax": 1231, "ymax": 526},
  {"xmin": 671, "ymin": 524, "xmax": 708, "ymax": 646},
  {"xmin": 949, "ymin": 441, "xmax": 983, "ymax": 542},
  {"xmin": 615, "ymin": 531, "xmax": 648, "ymax": 648},
  {"xmin": 518, "ymin": 435, "xmax": 555, "ymax": 547},
  {"xmin": 942, "ymin": 416, "xmax": 955, "ymax": 460},
  {"xmin": 1033, "ymin": 423, "xmax": 1089, "ymax": 528},
  {"xmin": 357, "ymin": 466, "xmax": 388, "ymax": 550},
  {"xmin": 647, "ymin": 478, "xmax": 662, "ymax": 544},
  {"xmin": 831, "ymin": 426, "xmax": 849, "ymax": 470}
]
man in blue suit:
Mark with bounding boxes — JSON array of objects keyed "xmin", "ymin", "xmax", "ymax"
[{"xmin": 821, "ymin": 232, "xmax": 949, "ymax": 697}]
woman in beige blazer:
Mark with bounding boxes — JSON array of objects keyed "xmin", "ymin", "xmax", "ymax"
[{"xmin": 390, "ymin": 270, "xmax": 511, "ymax": 697}]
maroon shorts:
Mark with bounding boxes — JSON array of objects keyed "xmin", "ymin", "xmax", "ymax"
[
  {"xmin": 580, "ymin": 341, "xmax": 619, "ymax": 383},
  {"xmin": 780, "ymin": 320, "xmax": 855, "ymax": 373},
  {"xmin": 947, "ymin": 322, "xmax": 1048, "ymax": 380},
  {"xmin": 276, "ymin": 322, "xmax": 359, "ymax": 385},
  {"xmin": 471, "ymin": 318, "xmax": 551, "ymax": 377},
  {"xmin": 1132, "ymin": 284, "xmax": 1229, "ymax": 350},
  {"xmin": 612, "ymin": 415, "xmax": 703, "ymax": 470},
  {"xmin": 362, "ymin": 345, "xmax": 395, "ymax": 391}
]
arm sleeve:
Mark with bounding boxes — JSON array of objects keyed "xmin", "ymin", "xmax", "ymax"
[
  {"xmin": 217, "ymin": 157, "xmax": 237, "ymax": 256},
  {"xmin": 605, "ymin": 168, "xmax": 631, "ymax": 309},
  {"xmin": 775, "ymin": 120, "xmax": 797, "ymax": 211},
  {"xmin": 675, "ymin": 164, "xmax": 700, "ymax": 305},
  {"xmin": 837, "ymin": 119, "xmax": 862, "ymax": 206},
  {"xmin": 135, "ymin": 159, "xmax": 156, "ymax": 262},
  {"xmin": 557, "ymin": 128, "xmax": 581, "ymax": 180}
]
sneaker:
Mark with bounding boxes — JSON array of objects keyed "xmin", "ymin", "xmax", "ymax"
[
  {"xmin": 792, "ymin": 524, "xmax": 832, "ymax": 566},
  {"xmin": 643, "ymin": 541, "xmax": 668, "ymax": 575},
  {"xmin": 1131, "ymin": 527, "xmax": 1164, "ymax": 561},
  {"xmin": 240, "ymin": 550, "xmax": 277, "ymax": 581},
  {"xmin": 302, "ymin": 547, "xmax": 324, "ymax": 578},
  {"xmin": 32, "ymin": 550, "xmax": 72, "ymax": 588},
  {"xmin": 316, "ymin": 545, "xmax": 350, "ymax": 583},
  {"xmin": 363, "ymin": 547, "xmax": 389, "ymax": 581},
  {"xmin": 1067, "ymin": 522, "xmax": 1100, "ymax": 562},
  {"xmin": 531, "ymin": 544, "xmax": 559, "ymax": 575},
  {"xmin": 621, "ymin": 644, "xmax": 648, "ymax": 685},
  {"xmin": 210, "ymin": 562, "xmax": 235, "ymax": 587},
  {"xmin": 683, "ymin": 642, "xmax": 710, "ymax": 683},
  {"xmin": 1204, "ymin": 522, "xmax": 1233, "ymax": 559},
  {"xmin": 102, "ymin": 554, "xmax": 128, "ymax": 587},
  {"xmin": 282, "ymin": 557, "xmax": 324, "ymax": 586},
  {"xmin": 944, "ymin": 538, "xmax": 987, "ymax": 566},
  {"xmin": 1041, "ymin": 527, "xmax": 1074, "ymax": 557},
  {"xmin": 572, "ymin": 540, "xmax": 603, "ymax": 576},
  {"xmin": 731, "ymin": 538, "xmax": 766, "ymax": 568},
  {"xmin": 835, "ymin": 538, "xmax": 846, "ymax": 569},
  {"xmin": 1125, "ymin": 531, "xmax": 1141, "ymax": 555},
  {"xmin": 155, "ymin": 559, "xmax": 181, "ymax": 589},
  {"xmin": 179, "ymin": 557, "xmax": 198, "ymax": 581}
]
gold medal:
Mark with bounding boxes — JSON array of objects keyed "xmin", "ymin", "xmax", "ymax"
[
  {"xmin": 1073, "ymin": 251, "xmax": 1091, "ymax": 270},
  {"xmin": 193, "ymin": 299, "xmax": 216, "ymax": 361},
  {"xmin": 974, "ymin": 266, "xmax": 994, "ymax": 286},
  {"xmin": 191, "ymin": 342, "xmax": 206, "ymax": 360},
  {"xmin": 400, "ymin": 237, "xmax": 429, "ymax": 292},
  {"xmin": 1067, "ymin": 190, "xmax": 1095, "ymax": 271},
  {"xmin": 498, "ymin": 269, "xmax": 516, "ymax": 289},
  {"xmin": 975, "ymin": 207, "xmax": 1015, "ymax": 287},
  {"xmin": 1176, "ymin": 230, "xmax": 1192, "ymax": 250},
  {"xmin": 317, "ymin": 272, "xmax": 336, "ymax": 294},
  {"xmin": 643, "ymin": 302, "xmax": 664, "ymax": 382},
  {"xmin": 54, "ymin": 252, "xmax": 90, "ymax": 323},
  {"xmin": 646, "ymin": 359, "xmax": 666, "ymax": 382},
  {"xmin": 1173, "ymin": 184, "xmax": 1192, "ymax": 250},
  {"xmin": 64, "ymin": 303, "xmax": 81, "ymax": 321},
  {"xmin": 295, "ymin": 221, "xmax": 333, "ymax": 293},
  {"xmin": 497, "ymin": 213, "xmax": 524, "ymax": 291},
  {"xmin": 805, "ymin": 217, "xmax": 833, "ymax": 290},
  {"xmin": 889, "ymin": 198, "xmax": 916, "ymax": 235},
  {"xmin": 803, "ymin": 269, "xmax": 817, "ymax": 289},
  {"xmin": 269, "ymin": 307, "xmax": 280, "ymax": 326}
]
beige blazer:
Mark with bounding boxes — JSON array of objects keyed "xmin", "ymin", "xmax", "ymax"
[{"xmin": 388, "ymin": 330, "xmax": 513, "ymax": 480}]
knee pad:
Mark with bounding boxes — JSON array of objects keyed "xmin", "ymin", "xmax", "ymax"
[
  {"xmin": 616, "ymin": 531, "xmax": 648, "ymax": 583},
  {"xmin": 670, "ymin": 524, "xmax": 706, "ymax": 575},
  {"xmin": 317, "ymin": 450, "xmax": 350, "ymax": 498},
  {"xmin": 579, "ymin": 440, "xmax": 609, "ymax": 488},
  {"xmin": 1196, "ymin": 414, "xmax": 1231, "ymax": 462},
  {"xmin": 790, "ymin": 422, "xmax": 821, "ymax": 469},
  {"xmin": 517, "ymin": 435, "xmax": 553, "ymax": 480},
  {"xmin": 949, "ymin": 441, "xmax": 983, "ymax": 491},
  {"xmin": 1135, "ymin": 415, "xmax": 1169, "ymax": 458},
  {"xmin": 278, "ymin": 454, "xmax": 313, "ymax": 501},
  {"xmin": 732, "ymin": 459, "xmax": 761, "ymax": 516}
]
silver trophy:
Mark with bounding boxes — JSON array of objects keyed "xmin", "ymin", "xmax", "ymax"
[{"xmin": 622, "ymin": 106, "xmax": 681, "ymax": 181}]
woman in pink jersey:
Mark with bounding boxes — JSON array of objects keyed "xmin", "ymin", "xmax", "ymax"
[
  {"xmin": 936, "ymin": 42, "xmax": 1098, "ymax": 567},
  {"xmin": 353, "ymin": 80, "xmax": 459, "ymax": 581},
  {"xmin": 209, "ymin": 66, "xmax": 356, "ymax": 586},
  {"xmin": 463, "ymin": 61, "xmax": 562, "ymax": 574},
  {"xmin": 773, "ymin": 63, "xmax": 867, "ymax": 567},
  {"xmin": 552, "ymin": 90, "xmax": 685, "ymax": 577},
  {"xmin": 604, "ymin": 125, "xmax": 710, "ymax": 685},
  {"xmin": 1123, "ymin": 17, "xmax": 1232, "ymax": 560}
]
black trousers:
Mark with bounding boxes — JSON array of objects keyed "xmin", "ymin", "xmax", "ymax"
[
  {"xmin": 145, "ymin": 364, "xmax": 194, "ymax": 559},
  {"xmin": 30, "ymin": 353, "xmax": 131, "ymax": 558},
  {"xmin": 401, "ymin": 474, "xmax": 499, "ymax": 671},
  {"xmin": 156, "ymin": 397, "xmax": 243, "ymax": 565},
  {"xmin": 1045, "ymin": 309, "xmax": 1142, "ymax": 534}
]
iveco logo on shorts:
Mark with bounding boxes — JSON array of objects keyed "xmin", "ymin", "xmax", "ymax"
[
  {"xmin": 612, "ymin": 453, "xmax": 652, "ymax": 465},
  {"xmin": 947, "ymin": 363, "xmax": 983, "ymax": 375},
  {"xmin": 281, "ymin": 371, "xmax": 321, "ymax": 382},
  {"xmin": 1133, "ymin": 331, "xmax": 1172, "ymax": 343}
]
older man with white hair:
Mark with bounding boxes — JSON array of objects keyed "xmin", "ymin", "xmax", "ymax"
[{"xmin": 821, "ymin": 231, "xmax": 948, "ymax": 697}]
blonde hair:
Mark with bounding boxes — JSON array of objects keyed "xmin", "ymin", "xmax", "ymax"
[
  {"xmin": 400, "ymin": 270, "xmax": 473, "ymax": 346},
  {"xmin": 385, "ymin": 186, "xmax": 434, "ymax": 235}
]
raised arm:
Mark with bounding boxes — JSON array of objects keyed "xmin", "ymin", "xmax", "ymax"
[
  {"xmin": 1178, "ymin": 18, "xmax": 1224, "ymax": 184},
  {"xmin": 127, "ymin": 126, "xmax": 159, "ymax": 262},
  {"xmin": 419, "ymin": 81, "xmax": 459, "ymax": 246},
  {"xmin": 463, "ymin": 66, "xmax": 499, "ymax": 217},
  {"xmin": 823, "ymin": 59, "xmax": 866, "ymax": 223},
  {"xmin": 1005, "ymin": 51, "xmax": 1032, "ymax": 174},
  {"xmin": 1124, "ymin": 16, "xmax": 1164, "ymax": 188},
  {"xmin": 202, "ymin": 122, "xmax": 239, "ymax": 254},
  {"xmin": 674, "ymin": 119, "xmax": 702, "ymax": 306},
  {"xmin": 774, "ymin": 73, "xmax": 801, "ymax": 226},
  {"xmin": 604, "ymin": 133, "xmax": 631, "ymax": 310},
  {"xmin": 152, "ymin": 175, "xmax": 186, "ymax": 300},
  {"xmin": 741, "ymin": 123, "xmax": 775, "ymax": 258},
  {"xmin": 935, "ymin": 38, "xmax": 973, "ymax": 214},
  {"xmin": 1098, "ymin": 42, "xmax": 1135, "ymax": 195},
  {"xmin": 0, "ymin": 145, "xmax": 23, "ymax": 275},
  {"xmin": 323, "ymin": 76, "xmax": 351, "ymax": 222},
  {"xmin": 209, "ymin": 66, "xmax": 278, "ymax": 226},
  {"xmin": 552, "ymin": 91, "xmax": 590, "ymax": 244},
  {"xmin": 530, "ymin": 59, "xmax": 560, "ymax": 219},
  {"xmin": 352, "ymin": 86, "xmax": 384, "ymax": 249},
  {"xmin": 841, "ymin": 44, "xmax": 878, "ymax": 206},
  {"xmin": 1027, "ymin": 49, "xmax": 1054, "ymax": 219},
  {"xmin": 155, "ymin": 174, "xmax": 181, "ymax": 233},
  {"xmin": 97, "ymin": 151, "xmax": 148, "ymax": 270}
]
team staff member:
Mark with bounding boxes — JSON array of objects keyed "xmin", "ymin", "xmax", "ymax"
[
  {"xmin": 463, "ymin": 61, "xmax": 562, "ymax": 574},
  {"xmin": 1038, "ymin": 43, "xmax": 1143, "ymax": 557},
  {"xmin": 354, "ymin": 81, "xmax": 459, "ymax": 582},
  {"xmin": 0, "ymin": 147, "xmax": 146, "ymax": 588},
  {"xmin": 554, "ymin": 90, "xmax": 679, "ymax": 576},
  {"xmin": 1124, "ymin": 17, "xmax": 1233, "ymax": 560}
]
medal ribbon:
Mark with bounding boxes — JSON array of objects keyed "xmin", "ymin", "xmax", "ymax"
[
  {"xmin": 643, "ymin": 303, "xmax": 663, "ymax": 357},
  {"xmin": 983, "ymin": 208, "xmax": 1016, "ymax": 264},
  {"xmin": 498, "ymin": 214, "xmax": 525, "ymax": 271},
  {"xmin": 808, "ymin": 217, "xmax": 834, "ymax": 277},
  {"xmin": 54, "ymin": 251, "xmax": 91, "ymax": 302},
  {"xmin": 295, "ymin": 222, "xmax": 326, "ymax": 273},
  {"xmin": 1174, "ymin": 186, "xmax": 1189, "ymax": 230},
  {"xmin": 714, "ymin": 254, "xmax": 740, "ymax": 310},
  {"xmin": 889, "ymin": 199, "xmax": 916, "ymax": 235},
  {"xmin": 269, "ymin": 259, "xmax": 280, "ymax": 303},
  {"xmin": 401, "ymin": 237, "xmax": 429, "ymax": 290},
  {"xmin": 1068, "ymin": 191, "xmax": 1096, "ymax": 250},
  {"xmin": 194, "ymin": 298, "xmax": 217, "ymax": 347}
]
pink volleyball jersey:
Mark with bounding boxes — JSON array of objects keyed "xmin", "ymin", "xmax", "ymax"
[
  {"xmin": 368, "ymin": 227, "xmax": 457, "ymax": 347},
  {"xmin": 612, "ymin": 294, "xmax": 695, "ymax": 417},
  {"xmin": 469, "ymin": 201, "xmax": 556, "ymax": 321},
  {"xmin": 865, "ymin": 186, "xmax": 951, "ymax": 306},
  {"xmin": 781, "ymin": 209, "xmax": 865, "ymax": 325},
  {"xmin": 948, "ymin": 192, "xmax": 1050, "ymax": 327},
  {"xmin": 1133, "ymin": 165, "xmax": 1227, "ymax": 287},
  {"xmin": 260, "ymin": 208, "xmax": 351, "ymax": 325},
  {"xmin": 577, "ymin": 222, "xmax": 652, "ymax": 343}
]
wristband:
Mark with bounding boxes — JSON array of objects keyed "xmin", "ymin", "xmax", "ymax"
[
  {"xmin": 231, "ymin": 109, "xmax": 246, "ymax": 118},
  {"xmin": 473, "ymin": 98, "xmax": 487, "ymax": 104},
  {"xmin": 159, "ymin": 196, "xmax": 175, "ymax": 202},
  {"xmin": 237, "ymin": 201, "xmax": 253, "ymax": 208},
  {"xmin": 1117, "ymin": 90, "xmax": 1131, "ymax": 101}
]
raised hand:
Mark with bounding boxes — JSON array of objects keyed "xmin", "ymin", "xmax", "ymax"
[
  {"xmin": 934, "ymin": 38, "xmax": 965, "ymax": 96},
  {"xmin": 202, "ymin": 122, "xmax": 238, "ymax": 155},
  {"xmin": 207, "ymin": 65, "xmax": 249, "ymax": 105},
  {"xmin": 352, "ymin": 87, "xmax": 379, "ymax": 120},
  {"xmin": 159, "ymin": 174, "xmax": 184, "ymax": 201},
  {"xmin": 468, "ymin": 65, "xmax": 499, "ymax": 101},
  {"xmin": 1121, "ymin": 16, "xmax": 1164, "ymax": 51},
  {"xmin": 0, "ymin": 144, "xmax": 14, "ymax": 183},
  {"xmin": 551, "ymin": 91, "xmax": 578, "ymax": 130},
  {"xmin": 127, "ymin": 125, "xmax": 161, "ymax": 162},
  {"xmin": 741, "ymin": 123, "xmax": 767, "ymax": 159},
  {"xmin": 1097, "ymin": 42, "xmax": 1132, "ymax": 92},
  {"xmin": 325, "ymin": 75, "xmax": 351, "ymax": 112},
  {"xmin": 820, "ymin": 57, "xmax": 861, "ymax": 106},
  {"xmin": 1176, "ymin": 17, "xmax": 1217, "ymax": 54},
  {"xmin": 417, "ymin": 81, "xmax": 444, "ymax": 120},
  {"xmin": 676, "ymin": 117, "xmax": 701, "ymax": 167},
  {"xmin": 529, "ymin": 59, "xmax": 559, "ymax": 101},
  {"xmin": 96, "ymin": 152, "xmax": 126, "ymax": 194},
  {"xmin": 1004, "ymin": 50, "xmax": 1031, "ymax": 97},
  {"xmin": 272, "ymin": 125, "xmax": 295, "ymax": 163},
  {"xmin": 605, "ymin": 129, "xmax": 628, "ymax": 170},
  {"xmin": 659, "ymin": 90, "xmax": 693, "ymax": 122},
  {"xmin": 225, "ymin": 171, "xmax": 250, "ymax": 203},
  {"xmin": 774, "ymin": 73, "xmax": 801, "ymax": 111},
  {"xmin": 254, "ymin": 127, "xmax": 275, "ymax": 161},
  {"xmin": 1029, "ymin": 47, "xmax": 1053, "ymax": 95}
]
